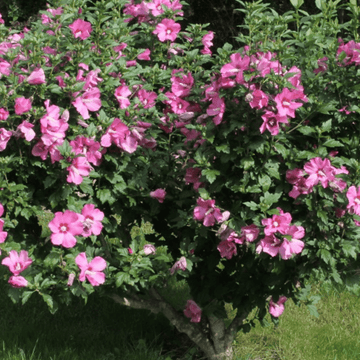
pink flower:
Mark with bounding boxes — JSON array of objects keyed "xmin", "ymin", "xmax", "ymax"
[
  {"xmin": 0, "ymin": 108, "xmax": 9, "ymax": 121},
  {"xmin": 269, "ymin": 296, "xmax": 287, "ymax": 317},
  {"xmin": 0, "ymin": 128, "xmax": 12, "ymax": 151},
  {"xmin": 15, "ymin": 97, "xmax": 32, "ymax": 115},
  {"xmin": 128, "ymin": 247, "xmax": 133, "ymax": 255},
  {"xmin": 314, "ymin": 56, "xmax": 328, "ymax": 74},
  {"xmin": 137, "ymin": 49, "xmax": 151, "ymax": 60},
  {"xmin": 9, "ymin": 276, "xmax": 28, "ymax": 288},
  {"xmin": 0, "ymin": 203, "xmax": 3, "ymax": 217},
  {"xmin": 137, "ymin": 89, "xmax": 157, "ymax": 109},
  {"xmin": 217, "ymin": 240, "xmax": 237, "ymax": 259},
  {"xmin": 201, "ymin": 31, "xmax": 214, "ymax": 55},
  {"xmin": 0, "ymin": 219, "xmax": 7, "ymax": 244},
  {"xmin": 184, "ymin": 300, "xmax": 202, "ymax": 323},
  {"xmin": 69, "ymin": 136, "xmax": 102, "ymax": 166},
  {"xmin": 206, "ymin": 96, "xmax": 226, "ymax": 125},
  {"xmin": 101, "ymin": 118, "xmax": 138, "ymax": 153},
  {"xmin": 143, "ymin": 244, "xmax": 156, "ymax": 255},
  {"xmin": 304, "ymin": 157, "xmax": 334, "ymax": 188},
  {"xmin": 346, "ymin": 186, "xmax": 360, "ymax": 215},
  {"xmin": 27, "ymin": 68, "xmax": 46, "ymax": 85},
  {"xmin": 66, "ymin": 157, "xmax": 92, "ymax": 185},
  {"xmin": 1, "ymin": 250, "xmax": 32, "ymax": 276},
  {"xmin": 69, "ymin": 19, "xmax": 93, "ymax": 40},
  {"xmin": 48, "ymin": 210, "xmax": 84, "ymax": 248},
  {"xmin": 256, "ymin": 225, "xmax": 305, "ymax": 260},
  {"xmin": 169, "ymin": 256, "xmax": 187, "ymax": 275},
  {"xmin": 248, "ymin": 90, "xmax": 268, "ymax": 109},
  {"xmin": 150, "ymin": 189, "xmax": 166, "ymax": 203},
  {"xmin": 171, "ymin": 69, "xmax": 194, "ymax": 98},
  {"xmin": 0, "ymin": 13, "xmax": 4, "ymax": 24},
  {"xmin": 114, "ymin": 86, "xmax": 132, "ymax": 109},
  {"xmin": 261, "ymin": 208, "xmax": 292, "ymax": 236},
  {"xmin": 240, "ymin": 224, "xmax": 260, "ymax": 243},
  {"xmin": 193, "ymin": 198, "xmax": 223, "ymax": 227},
  {"xmin": 67, "ymin": 273, "xmax": 75, "ymax": 286},
  {"xmin": 80, "ymin": 203, "xmax": 104, "ymax": 237},
  {"xmin": 153, "ymin": 19, "xmax": 181, "ymax": 42},
  {"xmin": 75, "ymin": 252, "xmax": 106, "ymax": 286},
  {"xmin": 274, "ymin": 88, "xmax": 306, "ymax": 118},
  {"xmin": 16, "ymin": 121, "xmax": 36, "ymax": 141},
  {"xmin": 184, "ymin": 167, "xmax": 204, "ymax": 191},
  {"xmin": 220, "ymin": 53, "xmax": 250, "ymax": 84},
  {"xmin": 72, "ymin": 87, "xmax": 102, "ymax": 120},
  {"xmin": 260, "ymin": 111, "xmax": 289, "ymax": 136}
]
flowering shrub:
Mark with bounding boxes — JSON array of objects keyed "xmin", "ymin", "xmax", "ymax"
[{"xmin": 1, "ymin": 0, "xmax": 360, "ymax": 358}]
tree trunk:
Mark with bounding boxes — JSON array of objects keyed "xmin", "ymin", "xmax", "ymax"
[{"xmin": 109, "ymin": 288, "xmax": 250, "ymax": 360}]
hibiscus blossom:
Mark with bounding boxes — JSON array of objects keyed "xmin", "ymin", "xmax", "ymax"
[
  {"xmin": 75, "ymin": 252, "xmax": 106, "ymax": 286},
  {"xmin": 48, "ymin": 210, "xmax": 84, "ymax": 248}
]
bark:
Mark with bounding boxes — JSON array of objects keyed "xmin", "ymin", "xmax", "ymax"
[{"xmin": 109, "ymin": 289, "xmax": 251, "ymax": 360}]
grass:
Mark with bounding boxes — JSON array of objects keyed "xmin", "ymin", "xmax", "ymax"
[
  {"xmin": 233, "ymin": 282, "xmax": 360, "ymax": 360},
  {"xmin": 1, "ymin": 277, "xmax": 360, "ymax": 360}
]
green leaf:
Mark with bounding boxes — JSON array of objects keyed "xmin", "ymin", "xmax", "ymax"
[
  {"xmin": 215, "ymin": 144, "xmax": 230, "ymax": 154},
  {"xmin": 342, "ymin": 241, "xmax": 357, "ymax": 259},
  {"xmin": 319, "ymin": 249, "xmax": 331, "ymax": 264},
  {"xmin": 115, "ymin": 272, "xmax": 131, "ymax": 287},
  {"xmin": 240, "ymin": 156, "xmax": 254, "ymax": 170},
  {"xmin": 97, "ymin": 189, "xmax": 113, "ymax": 204},
  {"xmin": 322, "ymin": 139, "xmax": 343, "ymax": 147},
  {"xmin": 307, "ymin": 304, "xmax": 319, "ymax": 318},
  {"xmin": 263, "ymin": 191, "xmax": 282, "ymax": 206},
  {"xmin": 202, "ymin": 169, "xmax": 220, "ymax": 184},
  {"xmin": 243, "ymin": 201, "xmax": 258, "ymax": 211},
  {"xmin": 297, "ymin": 126, "xmax": 316, "ymax": 135},
  {"xmin": 321, "ymin": 119, "xmax": 332, "ymax": 133},
  {"xmin": 21, "ymin": 291, "xmax": 34, "ymax": 305},
  {"xmin": 258, "ymin": 174, "xmax": 271, "ymax": 192}
]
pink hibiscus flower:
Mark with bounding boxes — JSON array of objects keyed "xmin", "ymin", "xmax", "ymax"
[
  {"xmin": 1, "ymin": 250, "xmax": 32, "ymax": 276},
  {"xmin": 72, "ymin": 87, "xmax": 102, "ymax": 120},
  {"xmin": 48, "ymin": 210, "xmax": 84, "ymax": 248},
  {"xmin": 169, "ymin": 256, "xmax": 187, "ymax": 275},
  {"xmin": 184, "ymin": 300, "xmax": 202, "ymax": 323},
  {"xmin": 75, "ymin": 252, "xmax": 106, "ymax": 286},
  {"xmin": 261, "ymin": 208, "xmax": 292, "ymax": 236},
  {"xmin": 217, "ymin": 240, "xmax": 237, "ymax": 259},
  {"xmin": 346, "ymin": 186, "xmax": 360, "ymax": 215},
  {"xmin": 27, "ymin": 68, "xmax": 46, "ymax": 85},
  {"xmin": 80, "ymin": 203, "xmax": 104, "ymax": 237},
  {"xmin": 69, "ymin": 19, "xmax": 93, "ymax": 40},
  {"xmin": 150, "ymin": 188, "xmax": 166, "ymax": 203},
  {"xmin": 193, "ymin": 198, "xmax": 223, "ymax": 227},
  {"xmin": 66, "ymin": 156, "xmax": 92, "ymax": 185},
  {"xmin": 269, "ymin": 296, "xmax": 287, "ymax": 317},
  {"xmin": 14, "ymin": 97, "xmax": 32, "ymax": 115},
  {"xmin": 153, "ymin": 19, "xmax": 181, "ymax": 42}
]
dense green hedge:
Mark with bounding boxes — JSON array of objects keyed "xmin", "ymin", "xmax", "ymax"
[{"xmin": 1, "ymin": 0, "xmax": 351, "ymax": 48}]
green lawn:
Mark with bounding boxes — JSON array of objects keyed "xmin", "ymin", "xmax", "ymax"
[{"xmin": 1, "ymin": 277, "xmax": 360, "ymax": 360}]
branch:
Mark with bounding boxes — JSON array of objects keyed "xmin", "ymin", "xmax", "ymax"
[{"xmin": 110, "ymin": 289, "xmax": 217, "ymax": 359}]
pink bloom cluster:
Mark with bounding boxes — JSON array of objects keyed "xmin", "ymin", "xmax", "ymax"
[
  {"xmin": 193, "ymin": 198, "xmax": 227, "ymax": 227},
  {"xmin": 101, "ymin": 118, "xmax": 155, "ymax": 154},
  {"xmin": 2, "ymin": 250, "xmax": 32, "ymax": 288},
  {"xmin": 286, "ymin": 157, "xmax": 348, "ymax": 199},
  {"xmin": 337, "ymin": 38, "xmax": 360, "ymax": 66},
  {"xmin": 256, "ymin": 208, "xmax": 305, "ymax": 260},
  {"xmin": 32, "ymin": 103, "xmax": 68, "ymax": 162},
  {"xmin": 184, "ymin": 299, "xmax": 202, "ymax": 323},
  {"xmin": 123, "ymin": 0, "xmax": 183, "ymax": 24},
  {"xmin": 216, "ymin": 223, "xmax": 260, "ymax": 260},
  {"xmin": 48, "ymin": 204, "xmax": 104, "ymax": 248}
]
